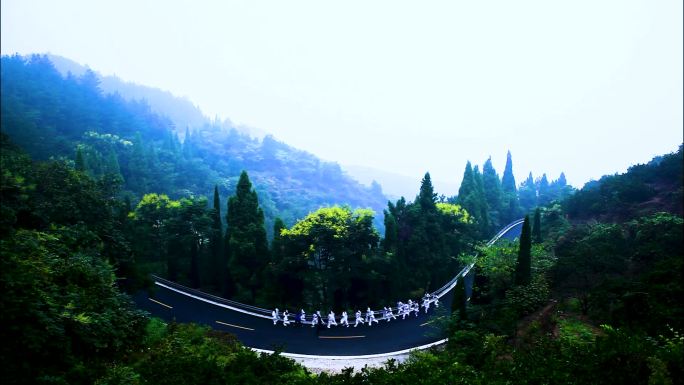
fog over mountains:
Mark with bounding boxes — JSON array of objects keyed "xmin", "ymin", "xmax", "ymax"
[{"xmin": 46, "ymin": 54, "xmax": 435, "ymax": 199}]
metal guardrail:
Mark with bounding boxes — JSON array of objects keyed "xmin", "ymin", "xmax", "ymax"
[
  {"xmin": 431, "ymin": 218, "xmax": 524, "ymax": 299},
  {"xmin": 151, "ymin": 218, "xmax": 524, "ymax": 320}
]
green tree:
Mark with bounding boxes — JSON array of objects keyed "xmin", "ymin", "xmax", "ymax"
[
  {"xmin": 473, "ymin": 165, "xmax": 490, "ymax": 236},
  {"xmin": 482, "ymin": 156, "xmax": 504, "ymax": 231},
  {"xmin": 208, "ymin": 185, "xmax": 223, "ymax": 292},
  {"xmin": 532, "ymin": 207, "xmax": 542, "ymax": 244},
  {"xmin": 501, "ymin": 150, "xmax": 520, "ymax": 224},
  {"xmin": 280, "ymin": 206, "xmax": 379, "ymax": 309},
  {"xmin": 455, "ymin": 278, "xmax": 468, "ymax": 321},
  {"xmin": 514, "ymin": 215, "xmax": 532, "ymax": 286},
  {"xmin": 501, "ymin": 150, "xmax": 517, "ymax": 195},
  {"xmin": 458, "ymin": 162, "xmax": 488, "ymax": 237},
  {"xmin": 75, "ymin": 146, "xmax": 86, "ymax": 171},
  {"xmin": 418, "ymin": 172, "xmax": 437, "ymax": 211},
  {"xmin": 537, "ymin": 173, "xmax": 551, "ymax": 205},
  {"xmin": 518, "ymin": 172, "xmax": 537, "ymax": 212},
  {"xmin": 225, "ymin": 171, "xmax": 269, "ymax": 303}
]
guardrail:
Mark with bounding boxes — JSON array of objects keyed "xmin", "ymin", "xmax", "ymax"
[
  {"xmin": 432, "ymin": 218, "xmax": 524, "ymax": 299},
  {"xmin": 151, "ymin": 218, "xmax": 524, "ymax": 321}
]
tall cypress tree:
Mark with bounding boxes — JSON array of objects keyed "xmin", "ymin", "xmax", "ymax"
[
  {"xmin": 500, "ymin": 151, "xmax": 520, "ymax": 224},
  {"xmin": 518, "ymin": 172, "xmax": 537, "ymax": 212},
  {"xmin": 225, "ymin": 171, "xmax": 269, "ymax": 302},
  {"xmin": 458, "ymin": 162, "xmax": 488, "ymax": 236},
  {"xmin": 209, "ymin": 185, "xmax": 223, "ymax": 292},
  {"xmin": 482, "ymin": 157, "xmax": 503, "ymax": 229},
  {"xmin": 537, "ymin": 173, "xmax": 550, "ymax": 206},
  {"xmin": 532, "ymin": 208, "xmax": 542, "ymax": 244},
  {"xmin": 271, "ymin": 217, "xmax": 286, "ymax": 263},
  {"xmin": 514, "ymin": 215, "xmax": 532, "ymax": 286},
  {"xmin": 455, "ymin": 278, "xmax": 468, "ymax": 321},
  {"xmin": 457, "ymin": 162, "xmax": 475, "ymax": 201},
  {"xmin": 382, "ymin": 206, "xmax": 398, "ymax": 253},
  {"xmin": 417, "ymin": 172, "xmax": 437, "ymax": 211},
  {"xmin": 190, "ymin": 237, "xmax": 200, "ymax": 288},
  {"xmin": 473, "ymin": 165, "xmax": 489, "ymax": 236},
  {"xmin": 501, "ymin": 151, "xmax": 517, "ymax": 194}
]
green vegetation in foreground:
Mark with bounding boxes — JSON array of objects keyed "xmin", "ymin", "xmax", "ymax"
[{"xmin": 1, "ymin": 54, "xmax": 683, "ymax": 384}]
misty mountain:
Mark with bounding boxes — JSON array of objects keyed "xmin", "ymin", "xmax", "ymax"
[
  {"xmin": 343, "ymin": 164, "xmax": 460, "ymax": 200},
  {"xmin": 46, "ymin": 54, "xmax": 267, "ymax": 139},
  {"xmin": 1, "ymin": 54, "xmax": 389, "ymax": 234}
]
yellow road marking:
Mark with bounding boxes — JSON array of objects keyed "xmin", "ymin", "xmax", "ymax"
[
  {"xmin": 318, "ymin": 335, "xmax": 365, "ymax": 339},
  {"xmin": 216, "ymin": 320, "xmax": 255, "ymax": 331},
  {"xmin": 421, "ymin": 316, "xmax": 444, "ymax": 326},
  {"xmin": 148, "ymin": 298, "xmax": 173, "ymax": 309}
]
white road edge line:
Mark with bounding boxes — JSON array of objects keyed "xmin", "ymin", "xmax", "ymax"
[
  {"xmin": 435, "ymin": 218, "xmax": 524, "ymax": 299},
  {"xmin": 250, "ymin": 338, "xmax": 449, "ymax": 360},
  {"xmin": 154, "ymin": 219, "xmax": 523, "ymax": 360},
  {"xmin": 154, "ymin": 282, "xmax": 272, "ymax": 319}
]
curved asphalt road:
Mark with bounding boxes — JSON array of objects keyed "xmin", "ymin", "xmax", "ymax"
[{"xmin": 133, "ymin": 219, "xmax": 524, "ymax": 357}]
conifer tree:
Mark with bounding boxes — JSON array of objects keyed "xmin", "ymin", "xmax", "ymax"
[
  {"xmin": 518, "ymin": 172, "xmax": 537, "ymax": 212},
  {"xmin": 532, "ymin": 207, "xmax": 542, "ymax": 244},
  {"xmin": 500, "ymin": 151, "xmax": 520, "ymax": 224},
  {"xmin": 209, "ymin": 185, "xmax": 223, "ymax": 291},
  {"xmin": 455, "ymin": 278, "xmax": 468, "ymax": 321},
  {"xmin": 501, "ymin": 151, "xmax": 517, "ymax": 194},
  {"xmin": 382, "ymin": 207, "xmax": 398, "ymax": 253},
  {"xmin": 190, "ymin": 237, "xmax": 200, "ymax": 288},
  {"xmin": 537, "ymin": 173, "xmax": 550, "ymax": 205},
  {"xmin": 417, "ymin": 172, "xmax": 437, "ymax": 211},
  {"xmin": 105, "ymin": 151, "xmax": 121, "ymax": 177},
  {"xmin": 458, "ymin": 162, "xmax": 487, "ymax": 236},
  {"xmin": 182, "ymin": 127, "xmax": 193, "ymax": 159},
  {"xmin": 225, "ymin": 171, "xmax": 269, "ymax": 302},
  {"xmin": 271, "ymin": 217, "xmax": 286, "ymax": 262},
  {"xmin": 458, "ymin": 162, "xmax": 475, "ymax": 200},
  {"xmin": 473, "ymin": 165, "xmax": 489, "ymax": 236},
  {"xmin": 75, "ymin": 147, "xmax": 86, "ymax": 172},
  {"xmin": 482, "ymin": 157, "xmax": 503, "ymax": 229},
  {"xmin": 514, "ymin": 215, "xmax": 532, "ymax": 286}
]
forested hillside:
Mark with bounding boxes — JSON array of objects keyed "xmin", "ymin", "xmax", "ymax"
[
  {"xmin": 0, "ymin": 54, "xmax": 388, "ymax": 234},
  {"xmin": 2, "ymin": 136, "xmax": 681, "ymax": 384},
  {"xmin": 563, "ymin": 145, "xmax": 683, "ymax": 221},
  {"xmin": 1, "ymin": 52, "xmax": 682, "ymax": 385}
]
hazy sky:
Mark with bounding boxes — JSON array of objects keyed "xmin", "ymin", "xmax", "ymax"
[{"xmin": 2, "ymin": 0, "xmax": 682, "ymax": 195}]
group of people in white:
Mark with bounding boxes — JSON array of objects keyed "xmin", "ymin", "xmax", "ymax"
[{"xmin": 271, "ymin": 293, "xmax": 440, "ymax": 328}]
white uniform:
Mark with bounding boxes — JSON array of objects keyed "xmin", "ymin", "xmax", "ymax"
[
  {"xmin": 282, "ymin": 310, "xmax": 290, "ymax": 326},
  {"xmin": 354, "ymin": 310, "xmax": 365, "ymax": 327},
  {"xmin": 340, "ymin": 311, "xmax": 349, "ymax": 327},
  {"xmin": 272, "ymin": 308, "xmax": 280, "ymax": 325},
  {"xmin": 311, "ymin": 313, "xmax": 319, "ymax": 328},
  {"xmin": 300, "ymin": 309, "xmax": 306, "ymax": 325},
  {"xmin": 388, "ymin": 306, "xmax": 397, "ymax": 320},
  {"xmin": 327, "ymin": 311, "xmax": 338, "ymax": 328},
  {"xmin": 368, "ymin": 310, "xmax": 378, "ymax": 326},
  {"xmin": 422, "ymin": 296, "xmax": 430, "ymax": 313},
  {"xmin": 368, "ymin": 309, "xmax": 378, "ymax": 325},
  {"xmin": 433, "ymin": 294, "xmax": 440, "ymax": 308}
]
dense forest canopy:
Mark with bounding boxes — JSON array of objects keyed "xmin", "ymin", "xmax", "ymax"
[
  {"xmin": 1, "ymin": 52, "xmax": 682, "ymax": 384},
  {"xmin": 0, "ymin": 54, "xmax": 389, "ymax": 235}
]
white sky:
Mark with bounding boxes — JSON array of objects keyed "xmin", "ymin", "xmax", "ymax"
[{"xmin": 2, "ymin": 0, "xmax": 682, "ymax": 195}]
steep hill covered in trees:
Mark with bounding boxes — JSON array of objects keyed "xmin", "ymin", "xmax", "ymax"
[
  {"xmin": 563, "ymin": 145, "xmax": 683, "ymax": 222},
  {"xmin": 0, "ymin": 54, "xmax": 388, "ymax": 233}
]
